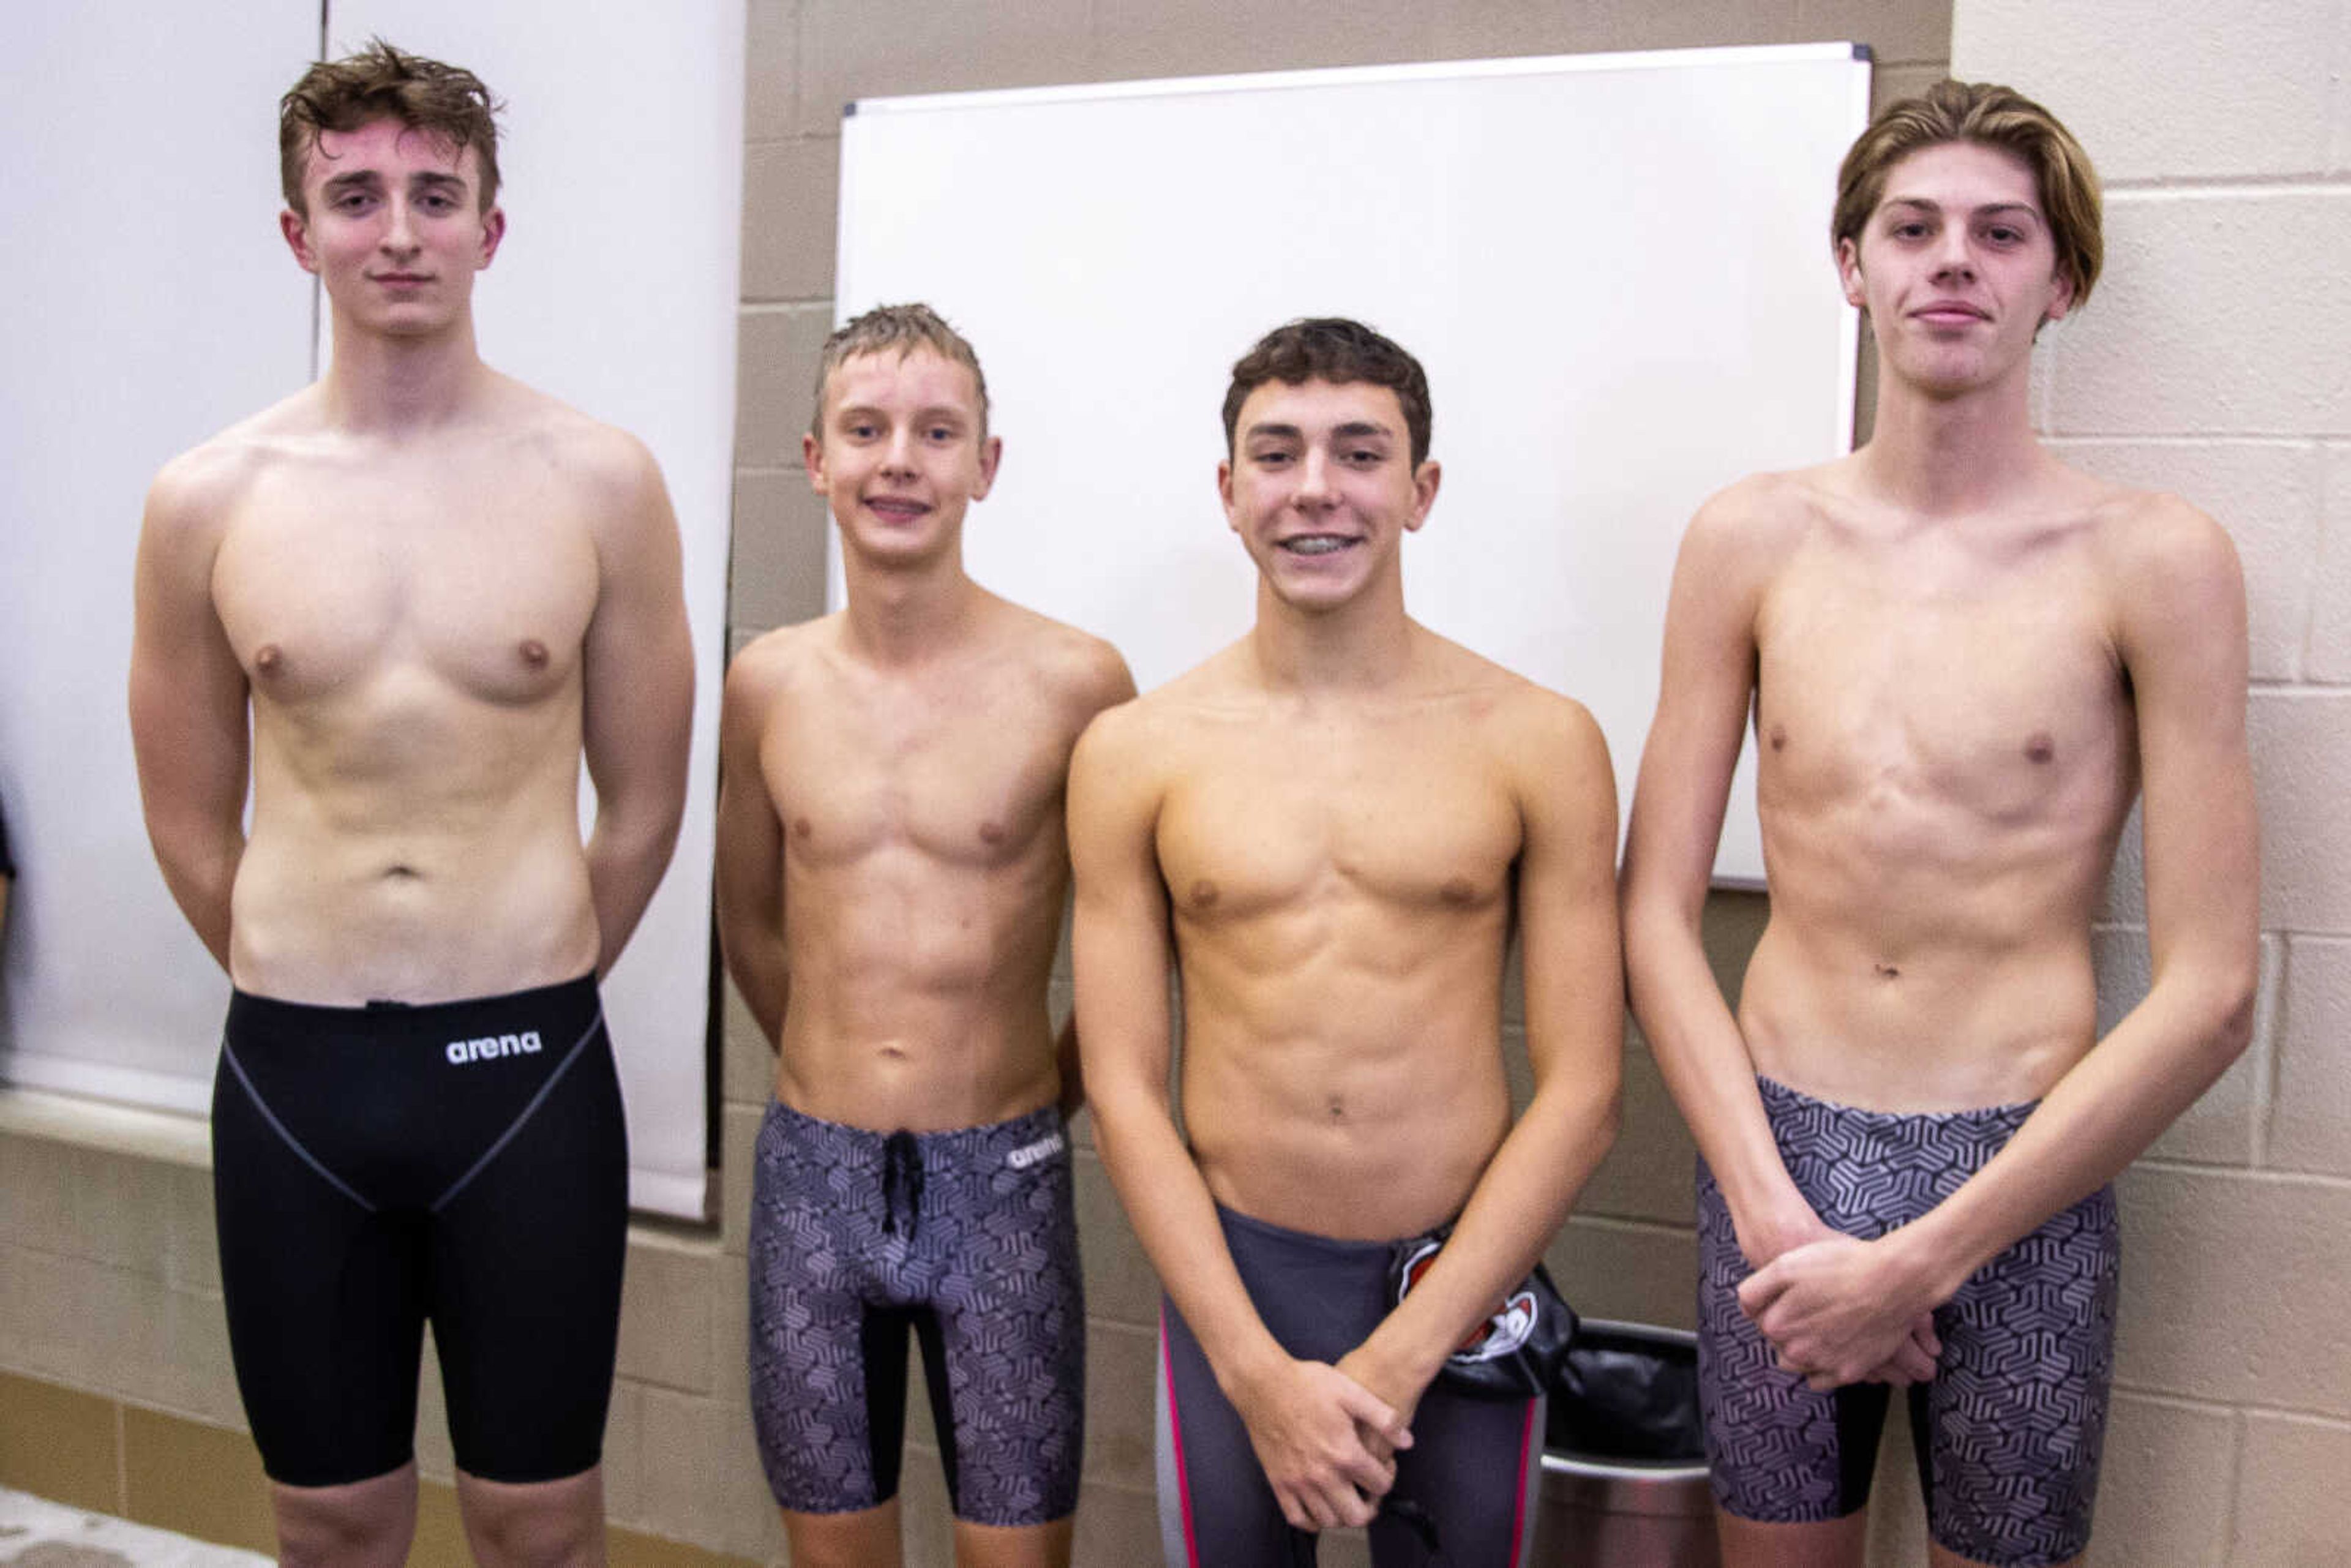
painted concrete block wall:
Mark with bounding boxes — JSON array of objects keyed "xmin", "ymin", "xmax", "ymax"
[{"xmin": 1941, "ymin": 2, "xmax": 2351, "ymax": 1563}]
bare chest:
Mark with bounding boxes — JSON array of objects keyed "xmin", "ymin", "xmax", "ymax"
[
  {"xmin": 211, "ymin": 458, "xmax": 601, "ymax": 711},
  {"xmin": 1757, "ymin": 560, "xmax": 2134, "ymax": 826},
  {"xmin": 763, "ymin": 677, "xmax": 1078, "ymax": 872},
  {"xmin": 1158, "ymin": 724, "xmax": 1522, "ymax": 923}
]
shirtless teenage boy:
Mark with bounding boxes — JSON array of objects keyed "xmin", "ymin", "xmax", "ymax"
[
  {"xmin": 1069, "ymin": 318, "xmax": 1623, "ymax": 1567},
  {"xmin": 717, "ymin": 304, "xmax": 1133, "ymax": 1568},
  {"xmin": 128, "ymin": 42, "xmax": 694, "ymax": 1568},
  {"xmin": 1621, "ymin": 83, "xmax": 2258, "ymax": 1568}
]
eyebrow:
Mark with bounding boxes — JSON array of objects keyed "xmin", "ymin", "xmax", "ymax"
[
  {"xmin": 831, "ymin": 403, "xmax": 970, "ymax": 424},
  {"xmin": 1243, "ymin": 419, "xmax": 1395, "ymax": 443},
  {"xmin": 1881, "ymin": 197, "xmax": 2042, "ymax": 220},
  {"xmin": 318, "ymin": 170, "xmax": 469, "ymax": 196}
]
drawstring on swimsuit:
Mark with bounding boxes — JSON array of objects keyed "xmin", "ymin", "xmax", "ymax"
[{"xmin": 882, "ymin": 1130, "xmax": 924, "ymax": 1242}]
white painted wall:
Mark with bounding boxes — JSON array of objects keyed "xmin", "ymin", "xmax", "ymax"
[
  {"xmin": 0, "ymin": 3, "xmax": 318, "ymax": 1106},
  {"xmin": 0, "ymin": 4, "xmax": 745, "ymax": 1218}
]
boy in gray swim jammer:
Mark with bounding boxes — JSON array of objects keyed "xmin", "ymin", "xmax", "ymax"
[{"xmin": 1071, "ymin": 317, "xmax": 1624, "ymax": 1567}]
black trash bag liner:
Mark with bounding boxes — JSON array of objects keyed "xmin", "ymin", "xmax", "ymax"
[{"xmin": 1546, "ymin": 1322, "xmax": 1707, "ymax": 1463}]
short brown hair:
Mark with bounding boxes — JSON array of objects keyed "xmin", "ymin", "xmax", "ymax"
[
  {"xmin": 809, "ymin": 303, "xmax": 992, "ymax": 439},
  {"xmin": 279, "ymin": 39, "xmax": 503, "ymax": 216},
  {"xmin": 1833, "ymin": 80, "xmax": 2102, "ymax": 309},
  {"xmin": 1222, "ymin": 318, "xmax": 1433, "ymax": 468}
]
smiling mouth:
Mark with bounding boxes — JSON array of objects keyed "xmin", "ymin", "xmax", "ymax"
[
  {"xmin": 865, "ymin": 497, "xmax": 931, "ymax": 520},
  {"xmin": 1278, "ymin": 535, "xmax": 1358, "ymax": 556}
]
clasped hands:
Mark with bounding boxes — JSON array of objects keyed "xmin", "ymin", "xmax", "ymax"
[
  {"xmin": 1738, "ymin": 1225, "xmax": 1944, "ymax": 1392},
  {"xmin": 1232, "ymin": 1348, "xmax": 1418, "ymax": 1533}
]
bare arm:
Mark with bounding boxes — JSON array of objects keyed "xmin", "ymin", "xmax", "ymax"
[
  {"xmin": 579, "ymin": 436, "xmax": 695, "ymax": 975},
  {"xmin": 1627, "ymin": 488, "xmax": 1933, "ymax": 1388},
  {"xmin": 1070, "ymin": 708, "xmax": 1401, "ymax": 1533},
  {"xmin": 1621, "ymin": 490, "xmax": 1824, "ymax": 1264},
  {"xmin": 1052, "ymin": 642, "xmax": 1139, "ymax": 1124},
  {"xmin": 1744, "ymin": 499, "xmax": 2259, "ymax": 1384},
  {"xmin": 128, "ymin": 459, "xmax": 250, "ymax": 972},
  {"xmin": 714, "ymin": 645, "xmax": 789, "ymax": 1047},
  {"xmin": 1341, "ymin": 697, "xmax": 1625, "ymax": 1415}
]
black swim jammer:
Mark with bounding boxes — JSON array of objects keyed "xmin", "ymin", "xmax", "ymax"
[{"xmin": 211, "ymin": 975, "xmax": 628, "ymax": 1488}]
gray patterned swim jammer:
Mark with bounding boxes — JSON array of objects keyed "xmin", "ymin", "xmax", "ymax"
[
  {"xmin": 749, "ymin": 1100, "xmax": 1084, "ymax": 1526},
  {"xmin": 1697, "ymin": 1077, "xmax": 2118, "ymax": 1568}
]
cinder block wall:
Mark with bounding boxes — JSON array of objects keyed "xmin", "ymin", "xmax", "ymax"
[{"xmin": 1932, "ymin": 4, "xmax": 2351, "ymax": 1564}]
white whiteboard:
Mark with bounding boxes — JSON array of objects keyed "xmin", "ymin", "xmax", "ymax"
[
  {"xmin": 833, "ymin": 45, "xmax": 1872, "ymax": 885},
  {"xmin": 0, "ymin": 2, "xmax": 742, "ymax": 1218}
]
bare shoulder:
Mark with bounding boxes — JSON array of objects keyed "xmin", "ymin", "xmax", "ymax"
[
  {"xmin": 1679, "ymin": 465, "xmax": 1824, "ymax": 572},
  {"xmin": 1507, "ymin": 678, "xmax": 1610, "ymax": 776},
  {"xmin": 981, "ymin": 596, "xmax": 1136, "ymax": 716},
  {"xmin": 1071, "ymin": 684, "xmax": 1171, "ymax": 782},
  {"xmin": 140, "ymin": 392, "xmax": 327, "ymax": 563},
  {"xmin": 143, "ymin": 441, "xmax": 252, "ymax": 547},
  {"xmin": 1424, "ymin": 635, "xmax": 1612, "ymax": 787},
  {"xmin": 1072, "ymin": 642, "xmax": 1247, "ymax": 790},
  {"xmin": 2083, "ymin": 481, "xmax": 2244, "ymax": 609},
  {"xmin": 724, "ymin": 615, "xmax": 842, "ymax": 714},
  {"xmin": 545, "ymin": 403, "xmax": 665, "ymax": 500},
  {"xmin": 486, "ymin": 380, "xmax": 670, "ymax": 528},
  {"xmin": 1067, "ymin": 697, "xmax": 1166, "ymax": 839},
  {"xmin": 149, "ymin": 386, "xmax": 325, "ymax": 513}
]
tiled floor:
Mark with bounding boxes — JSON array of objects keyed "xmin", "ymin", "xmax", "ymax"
[{"xmin": 0, "ymin": 1487, "xmax": 269, "ymax": 1567}]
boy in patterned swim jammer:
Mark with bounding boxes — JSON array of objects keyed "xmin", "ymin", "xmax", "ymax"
[
  {"xmin": 1621, "ymin": 82, "xmax": 2258, "ymax": 1568},
  {"xmin": 716, "ymin": 304, "xmax": 1133, "ymax": 1568}
]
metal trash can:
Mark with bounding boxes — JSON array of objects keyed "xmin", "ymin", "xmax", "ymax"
[{"xmin": 1534, "ymin": 1319, "xmax": 1719, "ymax": 1567}]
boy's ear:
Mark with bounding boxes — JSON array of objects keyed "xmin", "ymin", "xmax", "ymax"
[
  {"xmin": 972, "ymin": 434, "xmax": 1003, "ymax": 500},
  {"xmin": 281, "ymin": 208, "xmax": 319, "ymax": 273}
]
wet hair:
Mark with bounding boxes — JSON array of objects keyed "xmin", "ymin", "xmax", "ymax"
[
  {"xmin": 1833, "ymin": 80, "xmax": 2102, "ymax": 309},
  {"xmin": 1222, "ymin": 318, "xmax": 1433, "ymax": 468},
  {"xmin": 809, "ymin": 302, "xmax": 992, "ymax": 440},
  {"xmin": 279, "ymin": 39, "xmax": 503, "ymax": 216}
]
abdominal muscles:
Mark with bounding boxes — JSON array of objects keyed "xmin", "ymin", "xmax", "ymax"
[{"xmin": 228, "ymin": 664, "xmax": 598, "ymax": 1006}]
